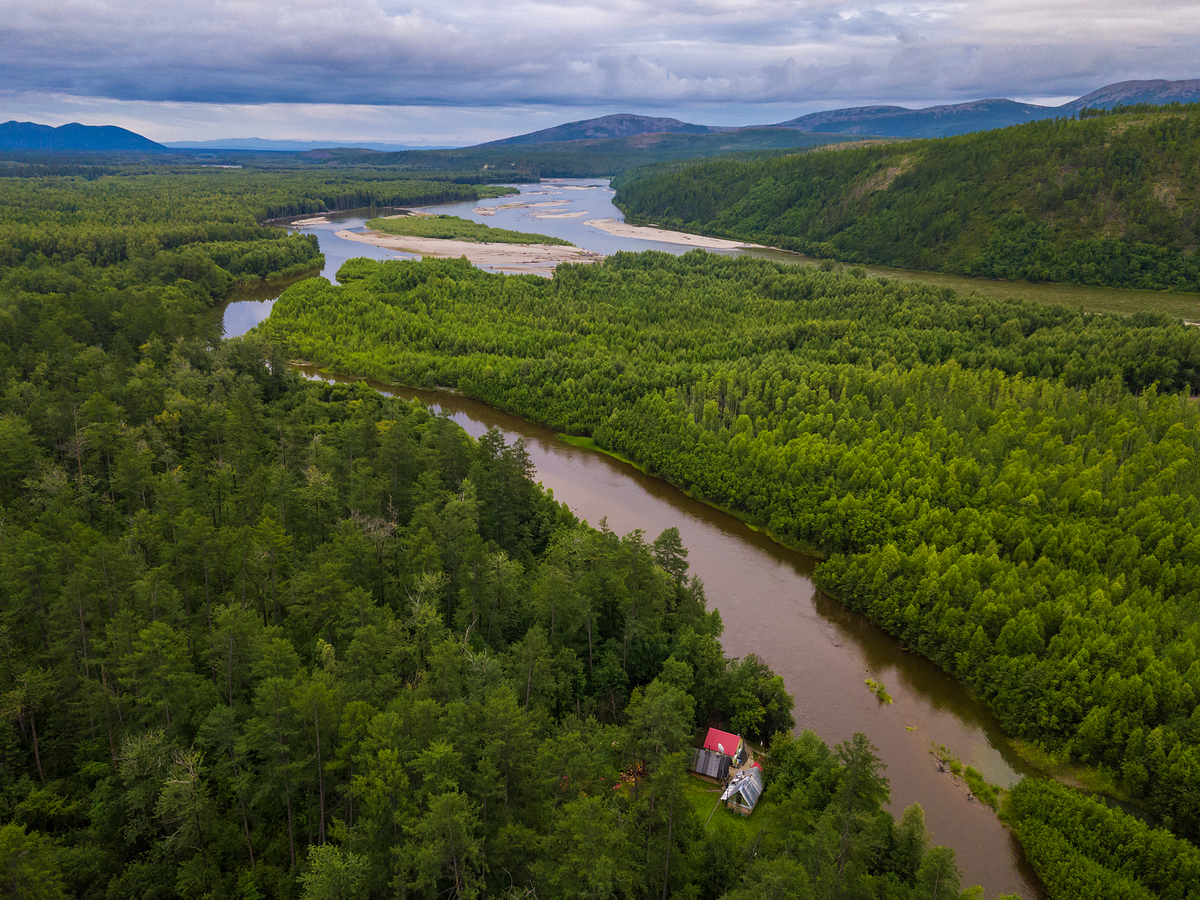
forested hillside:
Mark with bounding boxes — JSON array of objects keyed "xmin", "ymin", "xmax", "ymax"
[
  {"xmin": 0, "ymin": 170, "xmax": 1001, "ymax": 899},
  {"xmin": 613, "ymin": 105, "xmax": 1200, "ymax": 292},
  {"xmin": 263, "ymin": 250, "xmax": 1200, "ymax": 897}
]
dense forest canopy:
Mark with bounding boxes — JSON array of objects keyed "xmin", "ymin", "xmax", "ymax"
[
  {"xmin": 364, "ymin": 214, "xmax": 572, "ymax": 246},
  {"xmin": 0, "ymin": 168, "xmax": 1023, "ymax": 899},
  {"xmin": 612, "ymin": 105, "xmax": 1200, "ymax": 292},
  {"xmin": 263, "ymin": 249, "xmax": 1200, "ymax": 898}
]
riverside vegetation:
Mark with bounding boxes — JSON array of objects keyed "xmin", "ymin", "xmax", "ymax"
[
  {"xmin": 263, "ymin": 249, "xmax": 1200, "ymax": 900},
  {"xmin": 612, "ymin": 104, "xmax": 1200, "ymax": 292},
  {"xmin": 364, "ymin": 214, "xmax": 572, "ymax": 246},
  {"xmin": 0, "ymin": 171, "xmax": 1005, "ymax": 898}
]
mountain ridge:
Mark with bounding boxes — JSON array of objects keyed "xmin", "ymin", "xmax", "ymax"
[
  {"xmin": 0, "ymin": 120, "xmax": 164, "ymax": 151},
  {"xmin": 474, "ymin": 78, "xmax": 1200, "ymax": 147},
  {"xmin": 163, "ymin": 137, "xmax": 447, "ymax": 152},
  {"xmin": 478, "ymin": 113, "xmax": 728, "ymax": 147},
  {"xmin": 6, "ymin": 77, "xmax": 1199, "ymax": 155}
]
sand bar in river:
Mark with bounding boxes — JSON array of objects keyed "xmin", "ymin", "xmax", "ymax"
[
  {"xmin": 586, "ymin": 218, "xmax": 762, "ymax": 250},
  {"xmin": 336, "ymin": 229, "xmax": 602, "ymax": 276}
]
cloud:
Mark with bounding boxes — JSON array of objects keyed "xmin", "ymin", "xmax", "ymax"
[
  {"xmin": 0, "ymin": 1, "xmax": 1196, "ymax": 142},
  {"xmin": 2, "ymin": 0, "xmax": 1196, "ymax": 111}
]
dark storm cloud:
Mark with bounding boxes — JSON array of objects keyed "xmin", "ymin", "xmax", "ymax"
[{"xmin": 2, "ymin": 0, "xmax": 1197, "ymax": 111}]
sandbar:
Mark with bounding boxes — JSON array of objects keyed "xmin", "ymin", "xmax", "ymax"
[
  {"xmin": 292, "ymin": 215, "xmax": 332, "ymax": 226},
  {"xmin": 585, "ymin": 218, "xmax": 762, "ymax": 250},
  {"xmin": 476, "ymin": 199, "xmax": 568, "ymax": 217},
  {"xmin": 336, "ymin": 229, "xmax": 601, "ymax": 276}
]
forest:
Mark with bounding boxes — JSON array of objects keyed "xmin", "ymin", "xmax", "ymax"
[
  {"xmin": 611, "ymin": 105, "xmax": 1200, "ymax": 292},
  {"xmin": 0, "ymin": 169, "xmax": 1015, "ymax": 898},
  {"xmin": 262, "ymin": 249, "xmax": 1200, "ymax": 898}
]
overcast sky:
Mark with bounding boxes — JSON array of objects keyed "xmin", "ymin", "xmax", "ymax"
[{"xmin": 2, "ymin": 0, "xmax": 1197, "ymax": 145}]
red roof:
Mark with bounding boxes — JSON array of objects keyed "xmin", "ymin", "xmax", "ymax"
[{"xmin": 702, "ymin": 728, "xmax": 742, "ymax": 756}]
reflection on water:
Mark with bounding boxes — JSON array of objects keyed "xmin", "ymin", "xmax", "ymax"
[
  {"xmin": 297, "ymin": 366, "xmax": 1042, "ymax": 900},
  {"xmin": 419, "ymin": 180, "xmax": 745, "ymax": 257},
  {"xmin": 220, "ymin": 180, "xmax": 744, "ymax": 338}
]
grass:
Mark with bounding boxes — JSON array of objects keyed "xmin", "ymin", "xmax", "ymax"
[
  {"xmin": 366, "ymin": 213, "xmax": 573, "ymax": 246},
  {"xmin": 964, "ymin": 766, "xmax": 1001, "ymax": 811},
  {"xmin": 558, "ymin": 434, "xmax": 643, "ymax": 469},
  {"xmin": 864, "ymin": 678, "xmax": 893, "ymax": 704},
  {"xmin": 744, "ymin": 248, "xmax": 1200, "ymax": 321},
  {"xmin": 931, "ymin": 745, "xmax": 1004, "ymax": 812},
  {"xmin": 683, "ymin": 775, "xmax": 759, "ymax": 843},
  {"xmin": 1007, "ymin": 738, "xmax": 1136, "ymax": 802}
]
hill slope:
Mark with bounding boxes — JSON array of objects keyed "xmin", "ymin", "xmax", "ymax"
[
  {"xmin": 0, "ymin": 120, "xmax": 164, "ymax": 151},
  {"xmin": 613, "ymin": 104, "xmax": 1200, "ymax": 292}
]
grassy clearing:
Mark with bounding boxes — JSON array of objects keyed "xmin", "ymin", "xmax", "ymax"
[
  {"xmin": 684, "ymin": 775, "xmax": 760, "ymax": 844},
  {"xmin": 1006, "ymin": 739, "xmax": 1136, "ymax": 802},
  {"xmin": 366, "ymin": 213, "xmax": 573, "ymax": 246},
  {"xmin": 744, "ymin": 248, "xmax": 1200, "ymax": 320}
]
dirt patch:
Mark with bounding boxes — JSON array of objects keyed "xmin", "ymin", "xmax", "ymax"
[
  {"xmin": 849, "ymin": 155, "xmax": 914, "ymax": 200},
  {"xmin": 336, "ymin": 229, "xmax": 601, "ymax": 277},
  {"xmin": 585, "ymin": 219, "xmax": 763, "ymax": 249},
  {"xmin": 1153, "ymin": 178, "xmax": 1182, "ymax": 209}
]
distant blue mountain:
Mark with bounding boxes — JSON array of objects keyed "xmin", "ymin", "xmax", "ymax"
[
  {"xmin": 766, "ymin": 79, "xmax": 1200, "ymax": 138},
  {"xmin": 0, "ymin": 121, "xmax": 164, "ymax": 151},
  {"xmin": 479, "ymin": 114, "xmax": 728, "ymax": 147},
  {"xmin": 6, "ymin": 77, "xmax": 1198, "ymax": 158},
  {"xmin": 768, "ymin": 98, "xmax": 1056, "ymax": 139},
  {"xmin": 163, "ymin": 138, "xmax": 446, "ymax": 152},
  {"xmin": 1060, "ymin": 78, "xmax": 1200, "ymax": 112},
  {"xmin": 473, "ymin": 78, "xmax": 1200, "ymax": 148}
]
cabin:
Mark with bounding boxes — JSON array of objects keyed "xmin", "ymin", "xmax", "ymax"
[
  {"xmin": 690, "ymin": 727, "xmax": 764, "ymax": 815},
  {"xmin": 701, "ymin": 727, "xmax": 746, "ymax": 765},
  {"xmin": 690, "ymin": 747, "xmax": 730, "ymax": 782},
  {"xmin": 720, "ymin": 767, "xmax": 764, "ymax": 815}
]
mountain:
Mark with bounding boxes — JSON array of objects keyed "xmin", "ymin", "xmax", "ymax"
[
  {"xmin": 0, "ymin": 121, "xmax": 164, "ymax": 151},
  {"xmin": 480, "ymin": 113, "xmax": 726, "ymax": 147},
  {"xmin": 768, "ymin": 98, "xmax": 1056, "ymax": 139},
  {"xmin": 163, "ymin": 138, "xmax": 446, "ymax": 152},
  {"xmin": 474, "ymin": 79, "xmax": 1200, "ymax": 150},
  {"xmin": 767, "ymin": 79, "xmax": 1200, "ymax": 139},
  {"xmin": 1060, "ymin": 78, "xmax": 1200, "ymax": 112}
]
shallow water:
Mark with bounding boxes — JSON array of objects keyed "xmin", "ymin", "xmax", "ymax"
[{"xmin": 222, "ymin": 177, "xmax": 1200, "ymax": 337}]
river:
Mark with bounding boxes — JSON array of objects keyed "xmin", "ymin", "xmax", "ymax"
[{"xmin": 225, "ymin": 182, "xmax": 1045, "ymax": 897}]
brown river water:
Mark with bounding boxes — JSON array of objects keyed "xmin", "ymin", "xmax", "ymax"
[
  {"xmin": 294, "ymin": 368, "xmax": 1044, "ymax": 900},
  {"xmin": 221, "ymin": 185, "xmax": 1076, "ymax": 896}
]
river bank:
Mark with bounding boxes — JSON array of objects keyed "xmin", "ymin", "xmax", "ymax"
[
  {"xmin": 334, "ymin": 227, "xmax": 602, "ymax": 275},
  {"xmin": 584, "ymin": 217, "xmax": 765, "ymax": 250},
  {"xmin": 289, "ymin": 363, "xmax": 1043, "ymax": 900}
]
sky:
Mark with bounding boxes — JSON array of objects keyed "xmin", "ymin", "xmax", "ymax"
[{"xmin": 1, "ymin": 0, "xmax": 1197, "ymax": 146}]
